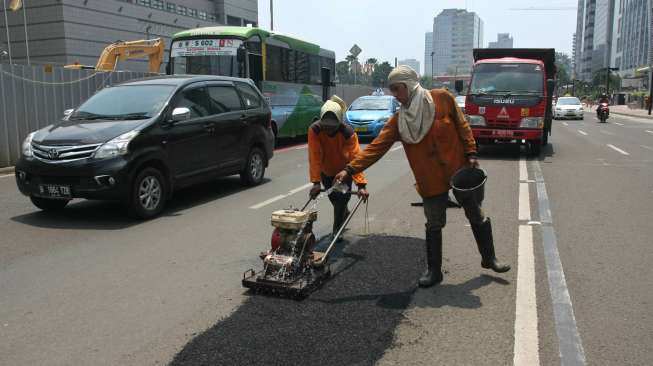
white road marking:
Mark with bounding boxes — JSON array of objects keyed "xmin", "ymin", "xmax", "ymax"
[
  {"xmin": 294, "ymin": 145, "xmax": 308, "ymax": 150},
  {"xmin": 519, "ymin": 183, "xmax": 531, "ymax": 221},
  {"xmin": 0, "ymin": 174, "xmax": 15, "ymax": 179},
  {"xmin": 614, "ymin": 122, "xmax": 624, "ymax": 126},
  {"xmin": 640, "ymin": 145, "xmax": 653, "ymax": 151},
  {"xmin": 249, "ymin": 183, "xmax": 313, "ymax": 209},
  {"xmin": 514, "ymin": 225, "xmax": 540, "ymax": 366},
  {"xmin": 607, "ymin": 144, "xmax": 630, "ymax": 156},
  {"xmin": 646, "ymin": 130, "xmax": 653, "ymax": 134},
  {"xmin": 519, "ymin": 159, "xmax": 528, "ymax": 181},
  {"xmin": 531, "ymin": 161, "xmax": 586, "ymax": 365},
  {"xmin": 577, "ymin": 130, "xmax": 588, "ymax": 136},
  {"xmin": 390, "ymin": 145, "xmax": 403, "ymax": 152},
  {"xmin": 562, "ymin": 122, "xmax": 569, "ymax": 126}
]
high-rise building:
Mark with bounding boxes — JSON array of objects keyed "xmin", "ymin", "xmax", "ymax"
[
  {"xmin": 433, "ymin": 9, "xmax": 483, "ymax": 76},
  {"xmin": 611, "ymin": 0, "xmax": 651, "ymax": 79},
  {"xmin": 399, "ymin": 59, "xmax": 421, "ymax": 75},
  {"xmin": 424, "ymin": 32, "xmax": 433, "ymax": 76},
  {"xmin": 573, "ymin": 0, "xmax": 586, "ymax": 78},
  {"xmin": 591, "ymin": 0, "xmax": 615, "ymax": 75},
  {"xmin": 488, "ymin": 33, "xmax": 513, "ymax": 48},
  {"xmin": 0, "ymin": 0, "xmax": 258, "ymax": 71}
]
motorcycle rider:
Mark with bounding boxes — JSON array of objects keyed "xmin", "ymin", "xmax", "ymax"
[{"xmin": 596, "ymin": 94, "xmax": 609, "ymax": 119}]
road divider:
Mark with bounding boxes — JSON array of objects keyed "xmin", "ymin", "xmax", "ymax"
[
  {"xmin": 607, "ymin": 144, "xmax": 630, "ymax": 156},
  {"xmin": 249, "ymin": 183, "xmax": 313, "ymax": 209}
]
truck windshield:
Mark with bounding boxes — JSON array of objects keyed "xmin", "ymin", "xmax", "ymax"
[
  {"xmin": 170, "ymin": 38, "xmax": 244, "ymax": 77},
  {"xmin": 470, "ymin": 63, "xmax": 543, "ymax": 95}
]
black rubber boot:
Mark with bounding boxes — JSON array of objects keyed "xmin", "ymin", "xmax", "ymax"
[
  {"xmin": 471, "ymin": 218, "xmax": 511, "ymax": 273},
  {"xmin": 418, "ymin": 229, "xmax": 444, "ymax": 288}
]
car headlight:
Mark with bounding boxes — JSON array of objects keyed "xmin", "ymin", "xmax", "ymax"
[
  {"xmin": 520, "ymin": 117, "xmax": 544, "ymax": 128},
  {"xmin": 93, "ymin": 130, "xmax": 139, "ymax": 160},
  {"xmin": 22, "ymin": 132, "xmax": 36, "ymax": 158},
  {"xmin": 465, "ymin": 115, "xmax": 486, "ymax": 126}
]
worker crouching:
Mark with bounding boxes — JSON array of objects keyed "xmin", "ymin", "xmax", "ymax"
[{"xmin": 308, "ymin": 96, "xmax": 369, "ymax": 240}]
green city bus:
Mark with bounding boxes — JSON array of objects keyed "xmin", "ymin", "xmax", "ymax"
[{"xmin": 168, "ymin": 26, "xmax": 336, "ymax": 139}]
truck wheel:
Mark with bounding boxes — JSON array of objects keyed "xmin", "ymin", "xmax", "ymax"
[
  {"xmin": 529, "ymin": 141, "xmax": 542, "ymax": 156},
  {"xmin": 128, "ymin": 167, "xmax": 166, "ymax": 219},
  {"xmin": 30, "ymin": 196, "xmax": 69, "ymax": 211},
  {"xmin": 240, "ymin": 147, "xmax": 266, "ymax": 186}
]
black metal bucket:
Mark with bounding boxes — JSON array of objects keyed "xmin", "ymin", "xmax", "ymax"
[{"xmin": 450, "ymin": 167, "xmax": 487, "ymax": 204}]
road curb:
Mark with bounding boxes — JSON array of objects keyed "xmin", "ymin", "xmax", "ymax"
[
  {"xmin": 610, "ymin": 111, "xmax": 653, "ymax": 120},
  {"xmin": 0, "ymin": 166, "xmax": 15, "ymax": 174}
]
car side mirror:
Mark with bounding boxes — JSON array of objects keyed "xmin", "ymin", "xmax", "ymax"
[
  {"xmin": 171, "ymin": 107, "xmax": 191, "ymax": 122},
  {"xmin": 63, "ymin": 109, "xmax": 74, "ymax": 120}
]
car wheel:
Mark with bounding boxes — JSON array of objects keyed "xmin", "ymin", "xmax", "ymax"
[
  {"xmin": 30, "ymin": 196, "xmax": 69, "ymax": 211},
  {"xmin": 241, "ymin": 147, "xmax": 266, "ymax": 186},
  {"xmin": 129, "ymin": 167, "xmax": 166, "ymax": 219}
]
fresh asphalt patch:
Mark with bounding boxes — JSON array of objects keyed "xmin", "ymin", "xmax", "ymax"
[{"xmin": 170, "ymin": 235, "xmax": 424, "ymax": 366}]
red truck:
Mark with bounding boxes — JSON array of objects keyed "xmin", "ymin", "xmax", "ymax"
[{"xmin": 463, "ymin": 48, "xmax": 556, "ymax": 155}]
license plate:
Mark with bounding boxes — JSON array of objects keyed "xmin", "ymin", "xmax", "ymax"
[
  {"xmin": 495, "ymin": 130, "xmax": 514, "ymax": 137},
  {"xmin": 38, "ymin": 184, "xmax": 71, "ymax": 199},
  {"xmin": 355, "ymin": 126, "xmax": 368, "ymax": 133}
]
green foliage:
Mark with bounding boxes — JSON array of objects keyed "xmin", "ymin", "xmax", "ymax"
[{"xmin": 372, "ymin": 62, "xmax": 393, "ymax": 87}]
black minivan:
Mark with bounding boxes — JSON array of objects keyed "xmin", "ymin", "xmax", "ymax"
[{"xmin": 15, "ymin": 75, "xmax": 274, "ymax": 219}]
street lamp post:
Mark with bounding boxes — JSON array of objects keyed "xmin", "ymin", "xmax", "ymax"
[{"xmin": 431, "ymin": 51, "xmax": 434, "ymax": 87}]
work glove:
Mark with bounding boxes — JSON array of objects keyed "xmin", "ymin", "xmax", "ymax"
[
  {"xmin": 357, "ymin": 186, "xmax": 369, "ymax": 201},
  {"xmin": 309, "ymin": 183, "xmax": 322, "ymax": 199}
]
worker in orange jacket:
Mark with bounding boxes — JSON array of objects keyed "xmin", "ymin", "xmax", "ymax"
[
  {"xmin": 308, "ymin": 95, "xmax": 369, "ymax": 238},
  {"xmin": 335, "ymin": 66, "xmax": 510, "ymax": 288}
]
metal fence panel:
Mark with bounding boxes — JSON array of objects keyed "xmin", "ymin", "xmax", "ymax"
[{"xmin": 0, "ymin": 65, "xmax": 152, "ymax": 167}]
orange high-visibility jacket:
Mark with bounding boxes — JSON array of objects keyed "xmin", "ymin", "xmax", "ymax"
[
  {"xmin": 346, "ymin": 89, "xmax": 476, "ymax": 197},
  {"xmin": 308, "ymin": 123, "xmax": 367, "ymax": 186}
]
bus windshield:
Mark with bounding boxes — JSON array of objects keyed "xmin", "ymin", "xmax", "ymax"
[
  {"xmin": 470, "ymin": 63, "xmax": 543, "ymax": 95},
  {"xmin": 170, "ymin": 38, "xmax": 244, "ymax": 77}
]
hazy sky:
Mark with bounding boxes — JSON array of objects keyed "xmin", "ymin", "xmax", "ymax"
[{"xmin": 256, "ymin": 0, "xmax": 577, "ymax": 74}]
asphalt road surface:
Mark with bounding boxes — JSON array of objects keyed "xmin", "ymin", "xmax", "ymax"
[{"xmin": 1, "ymin": 111, "xmax": 652, "ymax": 365}]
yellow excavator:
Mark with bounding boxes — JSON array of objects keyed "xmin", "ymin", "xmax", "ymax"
[{"xmin": 64, "ymin": 38, "xmax": 165, "ymax": 73}]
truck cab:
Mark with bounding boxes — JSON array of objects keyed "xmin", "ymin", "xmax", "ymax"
[{"xmin": 465, "ymin": 49, "xmax": 556, "ymax": 155}]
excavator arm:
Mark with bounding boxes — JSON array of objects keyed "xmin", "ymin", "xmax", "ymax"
[{"xmin": 65, "ymin": 38, "xmax": 165, "ymax": 73}]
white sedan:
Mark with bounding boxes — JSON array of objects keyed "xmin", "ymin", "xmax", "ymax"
[{"xmin": 554, "ymin": 97, "xmax": 584, "ymax": 120}]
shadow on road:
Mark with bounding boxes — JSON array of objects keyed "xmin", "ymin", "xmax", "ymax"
[
  {"xmin": 11, "ymin": 176, "xmax": 265, "ymax": 230},
  {"xmin": 412, "ymin": 274, "xmax": 510, "ymax": 310},
  {"xmin": 171, "ymin": 235, "xmax": 424, "ymax": 366},
  {"xmin": 478, "ymin": 141, "xmax": 555, "ymax": 161}
]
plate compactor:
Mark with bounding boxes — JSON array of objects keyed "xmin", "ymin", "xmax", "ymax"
[{"xmin": 242, "ymin": 187, "xmax": 365, "ymax": 298}]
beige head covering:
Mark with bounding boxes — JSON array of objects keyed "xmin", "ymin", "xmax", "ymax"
[
  {"xmin": 319, "ymin": 95, "xmax": 348, "ymax": 129},
  {"xmin": 388, "ymin": 65, "xmax": 435, "ymax": 144}
]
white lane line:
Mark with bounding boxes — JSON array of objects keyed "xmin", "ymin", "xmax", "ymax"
[
  {"xmin": 577, "ymin": 130, "xmax": 588, "ymax": 136},
  {"xmin": 562, "ymin": 122, "xmax": 569, "ymax": 126},
  {"xmin": 519, "ymin": 183, "xmax": 531, "ymax": 221},
  {"xmin": 532, "ymin": 161, "xmax": 587, "ymax": 365},
  {"xmin": 294, "ymin": 145, "xmax": 308, "ymax": 150},
  {"xmin": 249, "ymin": 183, "xmax": 313, "ymax": 209},
  {"xmin": 646, "ymin": 130, "xmax": 653, "ymax": 134},
  {"xmin": 614, "ymin": 122, "xmax": 624, "ymax": 126},
  {"xmin": 640, "ymin": 145, "xmax": 653, "ymax": 151},
  {"xmin": 0, "ymin": 174, "xmax": 14, "ymax": 179},
  {"xmin": 607, "ymin": 144, "xmax": 630, "ymax": 156},
  {"xmin": 390, "ymin": 145, "xmax": 403, "ymax": 152},
  {"xmin": 514, "ymin": 224, "xmax": 540, "ymax": 366},
  {"xmin": 519, "ymin": 159, "xmax": 528, "ymax": 181}
]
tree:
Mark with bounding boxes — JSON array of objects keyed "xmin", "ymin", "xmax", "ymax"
[
  {"xmin": 372, "ymin": 61, "xmax": 393, "ymax": 87},
  {"xmin": 555, "ymin": 52, "xmax": 572, "ymax": 90},
  {"xmin": 591, "ymin": 69, "xmax": 621, "ymax": 97},
  {"xmin": 420, "ymin": 75, "xmax": 433, "ymax": 89},
  {"xmin": 336, "ymin": 61, "xmax": 352, "ymax": 84}
]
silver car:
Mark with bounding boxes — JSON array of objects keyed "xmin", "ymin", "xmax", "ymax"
[{"xmin": 554, "ymin": 97, "xmax": 584, "ymax": 120}]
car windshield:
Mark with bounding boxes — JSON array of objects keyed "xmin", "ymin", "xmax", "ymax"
[
  {"xmin": 71, "ymin": 85, "xmax": 176, "ymax": 120},
  {"xmin": 556, "ymin": 98, "xmax": 581, "ymax": 106},
  {"xmin": 470, "ymin": 63, "xmax": 543, "ymax": 95},
  {"xmin": 350, "ymin": 98, "xmax": 392, "ymax": 111}
]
